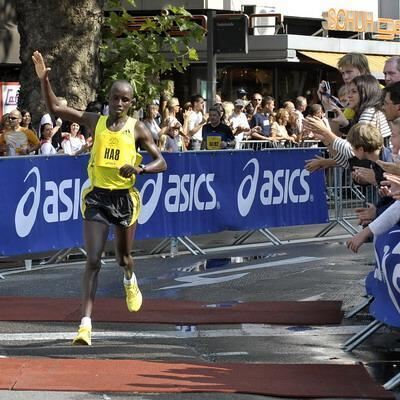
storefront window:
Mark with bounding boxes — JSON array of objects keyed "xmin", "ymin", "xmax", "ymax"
[
  {"xmin": 171, "ymin": 62, "xmax": 341, "ymax": 106},
  {"xmin": 217, "ymin": 65, "xmax": 273, "ymax": 100}
]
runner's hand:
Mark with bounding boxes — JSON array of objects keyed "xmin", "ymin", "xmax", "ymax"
[
  {"xmin": 119, "ymin": 164, "xmax": 137, "ymax": 178},
  {"xmin": 32, "ymin": 51, "xmax": 51, "ymax": 80}
]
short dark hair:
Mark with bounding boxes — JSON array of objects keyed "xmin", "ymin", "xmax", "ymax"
[
  {"xmin": 261, "ymin": 96, "xmax": 274, "ymax": 107},
  {"xmin": 384, "ymin": 81, "xmax": 400, "ymax": 105},
  {"xmin": 190, "ymin": 94, "xmax": 204, "ymax": 106},
  {"xmin": 209, "ymin": 105, "xmax": 222, "ymax": 116}
]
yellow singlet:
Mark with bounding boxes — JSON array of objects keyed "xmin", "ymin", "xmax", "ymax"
[{"xmin": 87, "ymin": 115, "xmax": 140, "ymax": 190}]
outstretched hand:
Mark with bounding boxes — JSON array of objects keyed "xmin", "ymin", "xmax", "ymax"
[
  {"xmin": 376, "ymin": 159, "xmax": 400, "ymax": 176},
  {"xmin": 303, "ymin": 116, "xmax": 335, "ymax": 143},
  {"xmin": 32, "ymin": 51, "xmax": 50, "ymax": 80}
]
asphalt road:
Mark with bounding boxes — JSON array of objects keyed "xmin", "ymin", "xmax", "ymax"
[{"xmin": 1, "ymin": 229, "xmax": 400, "ymax": 400}]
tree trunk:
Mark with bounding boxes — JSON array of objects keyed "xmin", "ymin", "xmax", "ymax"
[{"xmin": 15, "ymin": 0, "xmax": 104, "ymax": 126}]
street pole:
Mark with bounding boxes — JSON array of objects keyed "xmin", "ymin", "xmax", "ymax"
[{"xmin": 206, "ymin": 9, "xmax": 216, "ymax": 108}]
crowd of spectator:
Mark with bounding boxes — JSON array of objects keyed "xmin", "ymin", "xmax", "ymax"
[{"xmin": 2, "ymin": 53, "xmax": 400, "ymax": 162}]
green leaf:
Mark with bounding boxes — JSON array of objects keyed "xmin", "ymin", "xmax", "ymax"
[
  {"xmin": 188, "ymin": 48, "xmax": 198, "ymax": 60},
  {"xmin": 101, "ymin": 1, "xmax": 205, "ymax": 109}
]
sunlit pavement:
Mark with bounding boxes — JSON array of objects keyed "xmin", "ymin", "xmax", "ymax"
[{"xmin": 1, "ymin": 226, "xmax": 400, "ymax": 399}]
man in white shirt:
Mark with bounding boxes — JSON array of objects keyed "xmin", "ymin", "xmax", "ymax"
[
  {"xmin": 188, "ymin": 94, "xmax": 207, "ymax": 150},
  {"xmin": 294, "ymin": 96, "xmax": 307, "ymax": 133},
  {"xmin": 230, "ymin": 99, "xmax": 250, "ymax": 149}
]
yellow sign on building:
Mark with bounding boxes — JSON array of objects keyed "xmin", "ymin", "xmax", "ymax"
[{"xmin": 322, "ymin": 8, "xmax": 400, "ymax": 41}]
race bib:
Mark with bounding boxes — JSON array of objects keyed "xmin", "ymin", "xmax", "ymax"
[
  {"xmin": 207, "ymin": 136, "xmax": 221, "ymax": 150},
  {"xmin": 96, "ymin": 135, "xmax": 131, "ymax": 168}
]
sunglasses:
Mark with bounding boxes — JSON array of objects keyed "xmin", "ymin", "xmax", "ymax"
[{"xmin": 8, "ymin": 116, "xmax": 19, "ymax": 120}]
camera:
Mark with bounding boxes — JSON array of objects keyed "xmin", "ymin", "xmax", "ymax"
[
  {"xmin": 326, "ymin": 110, "xmax": 335, "ymax": 119},
  {"xmin": 321, "ymin": 80, "xmax": 331, "ymax": 93}
]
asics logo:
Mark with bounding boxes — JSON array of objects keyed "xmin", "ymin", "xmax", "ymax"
[
  {"xmin": 15, "ymin": 167, "xmax": 89, "ymax": 238},
  {"xmin": 238, "ymin": 158, "xmax": 311, "ymax": 217},
  {"xmin": 139, "ymin": 172, "xmax": 217, "ymax": 224}
]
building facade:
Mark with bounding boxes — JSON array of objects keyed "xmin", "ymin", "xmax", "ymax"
[{"xmin": 2, "ymin": 0, "xmax": 400, "ymax": 107}]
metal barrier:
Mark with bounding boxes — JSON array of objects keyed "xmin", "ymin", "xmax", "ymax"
[
  {"xmin": 237, "ymin": 139, "xmax": 321, "ymax": 150},
  {"xmin": 1, "ymin": 146, "xmax": 380, "ymax": 262},
  {"xmin": 235, "ymin": 140, "xmax": 379, "ymax": 241},
  {"xmin": 319, "ymin": 166, "xmax": 380, "ymax": 236}
]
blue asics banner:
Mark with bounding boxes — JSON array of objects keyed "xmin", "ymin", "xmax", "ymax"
[
  {"xmin": 0, "ymin": 149, "xmax": 328, "ymax": 256},
  {"xmin": 368, "ymin": 226, "xmax": 400, "ymax": 328}
]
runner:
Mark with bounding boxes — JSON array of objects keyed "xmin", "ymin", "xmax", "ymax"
[{"xmin": 32, "ymin": 51, "xmax": 167, "ymax": 345}]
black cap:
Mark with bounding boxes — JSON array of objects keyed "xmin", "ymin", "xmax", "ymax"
[{"xmin": 237, "ymin": 88, "xmax": 247, "ymax": 95}]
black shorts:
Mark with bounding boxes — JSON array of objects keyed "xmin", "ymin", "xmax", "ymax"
[{"xmin": 82, "ymin": 186, "xmax": 140, "ymax": 227}]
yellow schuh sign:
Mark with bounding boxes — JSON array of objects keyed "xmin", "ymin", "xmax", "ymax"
[{"xmin": 207, "ymin": 136, "xmax": 221, "ymax": 150}]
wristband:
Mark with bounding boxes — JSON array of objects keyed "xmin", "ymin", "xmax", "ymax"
[{"xmin": 138, "ymin": 164, "xmax": 146, "ymax": 174}]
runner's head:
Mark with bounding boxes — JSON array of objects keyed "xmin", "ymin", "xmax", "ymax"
[{"xmin": 108, "ymin": 80, "xmax": 134, "ymax": 118}]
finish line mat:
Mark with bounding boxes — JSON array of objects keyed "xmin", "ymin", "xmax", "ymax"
[
  {"xmin": 0, "ymin": 358, "xmax": 394, "ymax": 398},
  {"xmin": 0, "ymin": 297, "xmax": 343, "ymax": 325}
]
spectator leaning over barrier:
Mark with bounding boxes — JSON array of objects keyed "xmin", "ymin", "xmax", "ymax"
[
  {"xmin": 304, "ymin": 75, "xmax": 391, "ymax": 173},
  {"xmin": 32, "ymin": 50, "xmax": 167, "ymax": 346},
  {"xmin": 356, "ymin": 119, "xmax": 400, "ymax": 251},
  {"xmin": 0, "ymin": 109, "xmax": 40, "ymax": 156},
  {"xmin": 319, "ymin": 52, "xmax": 371, "ymax": 132},
  {"xmin": 201, "ymin": 106, "xmax": 235, "ymax": 150},
  {"xmin": 383, "ymin": 56, "xmax": 400, "ymax": 87},
  {"xmin": 344, "ymin": 122, "xmax": 397, "ymax": 253}
]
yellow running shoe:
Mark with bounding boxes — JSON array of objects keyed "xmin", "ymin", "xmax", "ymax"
[
  {"xmin": 72, "ymin": 325, "xmax": 92, "ymax": 346},
  {"xmin": 124, "ymin": 281, "xmax": 143, "ymax": 312}
]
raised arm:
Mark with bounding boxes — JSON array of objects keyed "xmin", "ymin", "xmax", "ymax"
[{"xmin": 32, "ymin": 51, "xmax": 99, "ymax": 132}]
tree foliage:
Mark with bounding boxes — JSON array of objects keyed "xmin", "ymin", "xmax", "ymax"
[{"xmin": 102, "ymin": 0, "xmax": 205, "ymax": 107}]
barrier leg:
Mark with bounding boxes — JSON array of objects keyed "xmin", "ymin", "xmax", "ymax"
[
  {"xmin": 40, "ymin": 249, "xmax": 68, "ymax": 265},
  {"xmin": 315, "ymin": 221, "xmax": 339, "ymax": 237},
  {"xmin": 339, "ymin": 218, "xmax": 359, "ymax": 235},
  {"xmin": 343, "ymin": 320, "xmax": 384, "ymax": 352},
  {"xmin": 182, "ymin": 236, "xmax": 206, "ymax": 255},
  {"xmin": 345, "ymin": 296, "xmax": 374, "ymax": 319},
  {"xmin": 258, "ymin": 228, "xmax": 282, "ymax": 245},
  {"xmin": 384, "ymin": 372, "xmax": 400, "ymax": 390},
  {"xmin": 150, "ymin": 238, "xmax": 170, "ymax": 255},
  {"xmin": 232, "ymin": 230, "xmax": 257, "ymax": 245},
  {"xmin": 176, "ymin": 236, "xmax": 202, "ymax": 256},
  {"xmin": 40, "ymin": 247, "xmax": 90, "ymax": 265}
]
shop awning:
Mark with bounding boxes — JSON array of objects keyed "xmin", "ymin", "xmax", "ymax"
[{"xmin": 298, "ymin": 51, "xmax": 388, "ymax": 79}]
